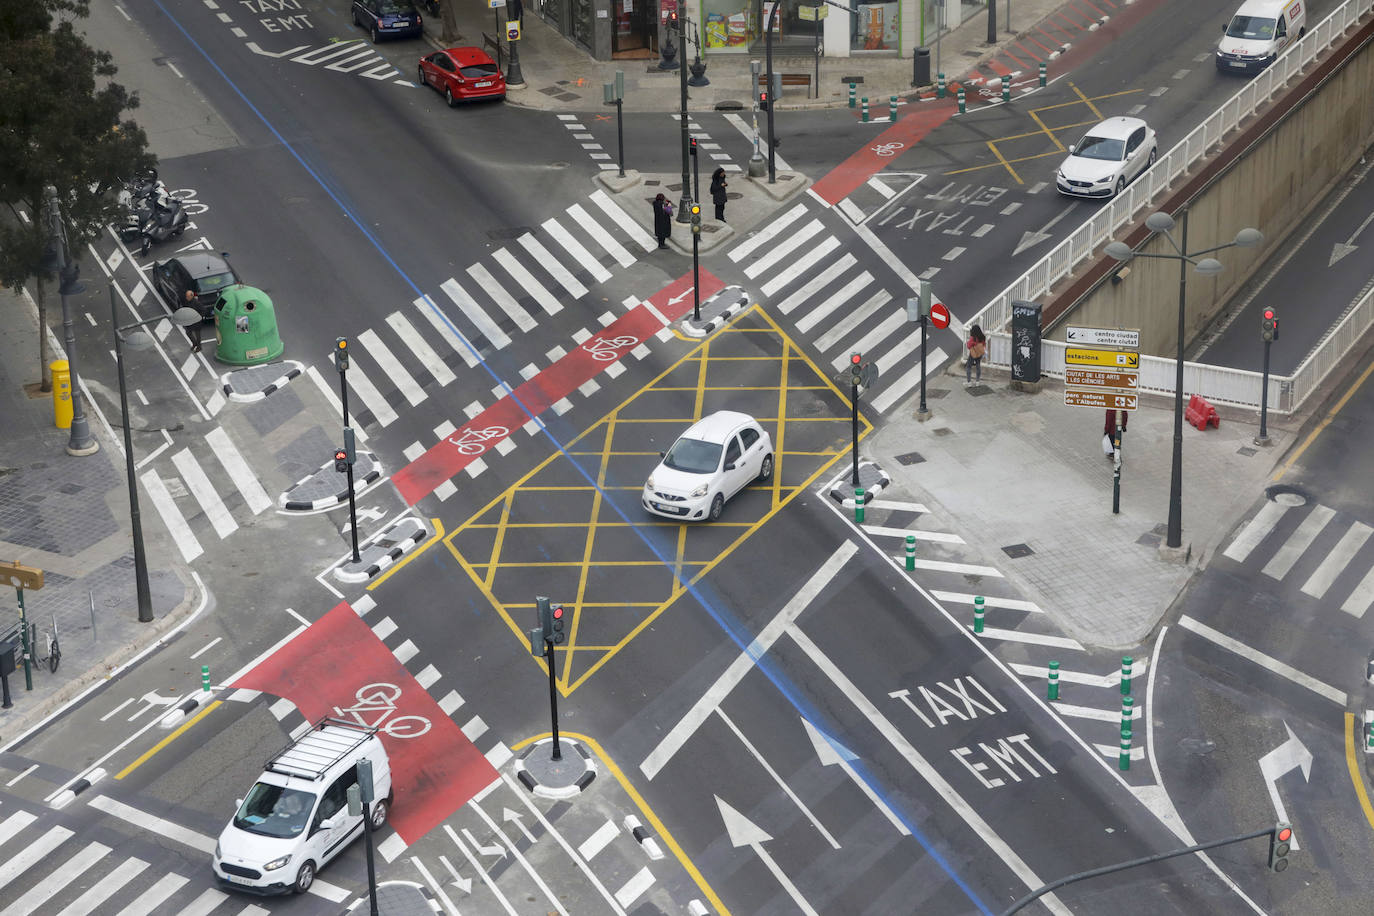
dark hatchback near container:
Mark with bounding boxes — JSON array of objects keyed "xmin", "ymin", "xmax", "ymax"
[{"xmin": 352, "ymin": 0, "xmax": 423, "ymax": 41}]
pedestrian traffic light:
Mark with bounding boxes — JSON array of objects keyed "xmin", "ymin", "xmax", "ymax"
[
  {"xmin": 667, "ymin": 9, "xmax": 677, "ymax": 27},
  {"xmin": 850, "ymin": 352, "xmax": 863, "ymax": 384},
  {"xmin": 334, "ymin": 337, "xmax": 350, "ymax": 372},
  {"xmin": 1268, "ymin": 821, "xmax": 1292, "ymax": 872},
  {"xmin": 334, "ymin": 447, "xmax": 348, "ymax": 473},
  {"xmin": 550, "ymin": 603, "xmax": 566, "ymax": 644},
  {"xmin": 758, "ymin": 90, "xmax": 770, "ymax": 111},
  {"xmin": 689, "ymin": 137, "xmax": 698, "ymax": 156},
  {"xmin": 1261, "ymin": 308, "xmax": 1278, "ymax": 342}
]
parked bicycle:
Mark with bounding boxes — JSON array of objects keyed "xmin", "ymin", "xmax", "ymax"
[{"xmin": 29, "ymin": 616, "xmax": 60, "ymax": 674}]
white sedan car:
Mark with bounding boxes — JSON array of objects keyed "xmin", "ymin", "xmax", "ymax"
[
  {"xmin": 1055, "ymin": 116, "xmax": 1158, "ymax": 199},
  {"xmin": 643, "ymin": 411, "xmax": 773, "ymax": 522}
]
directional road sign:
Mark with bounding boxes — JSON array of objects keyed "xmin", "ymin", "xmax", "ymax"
[
  {"xmin": 1065, "ymin": 347, "xmax": 1139, "ymax": 369},
  {"xmin": 929, "ymin": 301, "xmax": 950, "ymax": 329},
  {"xmin": 1064, "ymin": 367, "xmax": 1138, "ymax": 390},
  {"xmin": 1065, "ymin": 389, "xmax": 1138, "ymax": 410},
  {"xmin": 1066, "ymin": 326, "xmax": 1140, "ymax": 349}
]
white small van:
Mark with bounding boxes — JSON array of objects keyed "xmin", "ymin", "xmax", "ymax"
[
  {"xmin": 1216, "ymin": 0, "xmax": 1306, "ymax": 73},
  {"xmin": 212, "ymin": 718, "xmax": 393, "ymax": 895}
]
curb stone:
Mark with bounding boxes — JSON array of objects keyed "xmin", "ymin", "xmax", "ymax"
[{"xmin": 681, "ymin": 285, "xmax": 750, "ymax": 338}]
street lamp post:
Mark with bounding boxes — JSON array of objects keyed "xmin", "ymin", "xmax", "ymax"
[
  {"xmin": 111, "ymin": 287, "xmax": 201, "ymax": 622},
  {"xmin": 764, "ymin": 0, "xmax": 781, "ymax": 184},
  {"xmin": 1105, "ymin": 212, "xmax": 1262, "ymax": 557},
  {"xmin": 674, "ymin": 15, "xmax": 692, "ymax": 223},
  {"xmin": 46, "ymin": 186, "xmax": 97, "ymax": 457}
]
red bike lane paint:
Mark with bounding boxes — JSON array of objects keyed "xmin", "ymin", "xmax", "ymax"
[
  {"xmin": 809, "ymin": 105, "xmax": 958, "ymax": 206},
  {"xmin": 393, "ymin": 268, "xmax": 727, "ymax": 506},
  {"xmin": 230, "ymin": 601, "xmax": 497, "ymax": 845}
]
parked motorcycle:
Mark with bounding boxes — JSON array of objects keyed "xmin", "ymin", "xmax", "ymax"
[
  {"xmin": 118, "ymin": 168, "xmax": 165, "ymax": 243},
  {"xmin": 137, "ymin": 189, "xmax": 188, "ymax": 255}
]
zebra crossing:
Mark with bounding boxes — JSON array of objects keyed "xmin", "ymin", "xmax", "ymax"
[
  {"xmin": 1221, "ymin": 497, "xmax": 1374, "ymax": 618},
  {"xmin": 729, "ymin": 201, "xmax": 952, "ymax": 414},
  {"xmin": 851, "ymin": 496, "xmax": 1151, "ymax": 768}
]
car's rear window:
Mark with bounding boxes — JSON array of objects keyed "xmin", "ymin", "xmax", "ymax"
[
  {"xmin": 195, "ymin": 272, "xmax": 236, "ymax": 293},
  {"xmin": 378, "ymin": 0, "xmax": 416, "ymax": 14},
  {"xmin": 460, "ymin": 62, "xmax": 499, "ymax": 78},
  {"xmin": 664, "ymin": 438, "xmax": 722, "ymax": 474}
]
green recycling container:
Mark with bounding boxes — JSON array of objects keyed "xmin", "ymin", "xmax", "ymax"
[{"xmin": 213, "ymin": 285, "xmax": 284, "ymax": 366}]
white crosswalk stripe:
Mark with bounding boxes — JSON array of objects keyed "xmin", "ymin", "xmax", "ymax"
[
  {"xmin": 441, "ymin": 277, "xmax": 511, "ymax": 350},
  {"xmin": 5, "ymin": 841, "xmax": 110, "ymax": 916},
  {"xmin": 141, "ymin": 469, "xmax": 203, "ymax": 563},
  {"xmin": 729, "ymin": 203, "xmax": 807, "ymax": 262},
  {"xmin": 306, "ymin": 365, "xmax": 369, "ymax": 442},
  {"xmin": 53, "ymin": 856, "xmax": 148, "ymax": 916},
  {"xmin": 590, "ymin": 189, "xmax": 657, "ymax": 252},
  {"xmin": 414, "ymin": 294, "xmax": 480, "ymax": 367},
  {"xmin": 775, "ymin": 255, "xmax": 857, "ymax": 315},
  {"xmin": 119, "ymin": 874, "xmax": 189, "ymax": 916},
  {"xmin": 1223, "ymin": 500, "xmax": 1289, "ymax": 562},
  {"xmin": 467, "ymin": 263, "xmax": 537, "ymax": 333},
  {"xmin": 568, "ymin": 204, "xmax": 635, "ymax": 268},
  {"xmin": 171, "ymin": 448, "xmax": 237, "ymax": 540},
  {"xmin": 871, "ymin": 348, "xmax": 949, "ymax": 413},
  {"xmin": 815, "ymin": 289, "xmax": 891, "ymax": 353},
  {"xmin": 840, "ymin": 304, "xmax": 909, "ymax": 368},
  {"xmin": 1301, "ymin": 520, "xmax": 1371, "ymax": 598},
  {"xmin": 762, "ymin": 235, "xmax": 840, "ymax": 297},
  {"xmin": 543, "ymin": 216, "xmax": 614, "ymax": 283},
  {"xmin": 796, "ymin": 273, "xmax": 875, "ymax": 335},
  {"xmin": 517, "ymin": 232, "xmax": 588, "ymax": 299},
  {"xmin": 743, "ymin": 219, "xmax": 824, "ymax": 279},
  {"xmin": 1342, "ymin": 566, "xmax": 1374, "ymax": 618},
  {"xmin": 1263, "ymin": 504, "xmax": 1335, "ymax": 580},
  {"xmin": 343, "ymin": 360, "xmax": 400, "ymax": 428},
  {"xmin": 359, "ymin": 328, "xmax": 427, "ymax": 407},
  {"xmin": 493, "ymin": 248, "xmax": 563, "ymax": 316},
  {"xmin": 0, "ymin": 811, "xmax": 37, "ymax": 845},
  {"xmin": 180, "ymin": 887, "xmax": 230, "ymax": 916},
  {"xmin": 0, "ymin": 825, "xmax": 73, "ymax": 893},
  {"xmin": 205, "ymin": 427, "xmax": 272, "ymax": 515},
  {"xmin": 386, "ymin": 311, "xmax": 457, "ymax": 387}
]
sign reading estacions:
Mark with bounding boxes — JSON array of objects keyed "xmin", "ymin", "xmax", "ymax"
[{"xmin": 1065, "ymin": 347, "xmax": 1139, "ymax": 369}]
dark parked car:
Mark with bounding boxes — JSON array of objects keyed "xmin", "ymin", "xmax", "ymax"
[
  {"xmin": 352, "ymin": 0, "xmax": 423, "ymax": 42},
  {"xmin": 152, "ymin": 253, "xmax": 241, "ymax": 319}
]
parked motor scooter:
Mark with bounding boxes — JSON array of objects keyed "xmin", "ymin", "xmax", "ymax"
[
  {"xmin": 118, "ymin": 169, "xmax": 165, "ymax": 242},
  {"xmin": 138, "ymin": 190, "xmax": 188, "ymax": 255}
]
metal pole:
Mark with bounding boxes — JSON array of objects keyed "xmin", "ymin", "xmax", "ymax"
[
  {"xmin": 505, "ymin": 4, "xmax": 525, "ymax": 86},
  {"xmin": 766, "ymin": 0, "xmax": 779, "ymax": 184},
  {"xmin": 918, "ymin": 313, "xmax": 928, "ymax": 415},
  {"xmin": 18, "ymin": 587, "xmax": 31, "ymax": 691},
  {"xmin": 47, "ymin": 188, "xmax": 96, "ymax": 456},
  {"xmin": 986, "ymin": 0, "xmax": 996, "ymax": 43},
  {"xmin": 693, "ymin": 229, "xmax": 701, "ymax": 322},
  {"xmin": 363, "ymin": 799, "xmax": 379, "ymax": 915},
  {"xmin": 693, "ymin": 139, "xmax": 701, "ymax": 204},
  {"xmin": 1166, "ymin": 213, "xmax": 1188, "ymax": 550},
  {"xmin": 851, "ymin": 381, "xmax": 860, "ymax": 486},
  {"xmin": 546, "ymin": 639, "xmax": 562, "ymax": 760},
  {"xmin": 616, "ymin": 97, "xmax": 626, "ymax": 178},
  {"xmin": 815, "ymin": 18, "xmax": 821, "ymax": 99},
  {"xmin": 1258, "ymin": 339, "xmax": 1271, "ymax": 443},
  {"xmin": 677, "ymin": 21, "xmax": 692, "ymax": 223},
  {"xmin": 112, "ymin": 288, "xmax": 154, "ymax": 623},
  {"xmin": 1112, "ymin": 422, "xmax": 1122, "ymax": 514},
  {"xmin": 345, "ymin": 456, "xmax": 360, "ymax": 563}
]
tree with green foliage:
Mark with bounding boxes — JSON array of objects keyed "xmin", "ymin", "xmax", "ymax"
[{"xmin": 0, "ymin": 0, "xmax": 154, "ymax": 389}]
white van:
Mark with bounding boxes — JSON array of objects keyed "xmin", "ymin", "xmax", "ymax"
[
  {"xmin": 212, "ymin": 718, "xmax": 393, "ymax": 896},
  {"xmin": 1216, "ymin": 0, "xmax": 1306, "ymax": 73}
]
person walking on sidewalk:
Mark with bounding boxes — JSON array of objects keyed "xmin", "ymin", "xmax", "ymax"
[
  {"xmin": 710, "ymin": 168, "xmax": 728, "ymax": 222},
  {"xmin": 965, "ymin": 324, "xmax": 986, "ymax": 386},
  {"xmin": 1103, "ymin": 408, "xmax": 1128, "ymax": 459},
  {"xmin": 652, "ymin": 193, "xmax": 673, "ymax": 249}
]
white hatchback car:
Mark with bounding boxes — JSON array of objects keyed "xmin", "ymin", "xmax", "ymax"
[
  {"xmin": 1055, "ymin": 117, "xmax": 1158, "ymax": 199},
  {"xmin": 643, "ymin": 411, "xmax": 773, "ymax": 522}
]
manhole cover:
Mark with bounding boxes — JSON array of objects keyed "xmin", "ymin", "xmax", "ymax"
[
  {"xmin": 715, "ymin": 100, "xmax": 744, "ymax": 110},
  {"xmin": 1002, "ymin": 543, "xmax": 1034, "ymax": 558},
  {"xmin": 895, "ymin": 451, "xmax": 925, "ymax": 466},
  {"xmin": 1266, "ymin": 484, "xmax": 1308, "ymax": 506},
  {"xmin": 932, "ymin": 427, "xmax": 953, "ymax": 437},
  {"xmin": 1236, "ymin": 446, "xmax": 1257, "ymax": 457}
]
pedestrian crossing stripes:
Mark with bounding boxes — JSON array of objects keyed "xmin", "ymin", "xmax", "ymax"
[{"xmin": 1222, "ymin": 498, "xmax": 1374, "ymax": 618}]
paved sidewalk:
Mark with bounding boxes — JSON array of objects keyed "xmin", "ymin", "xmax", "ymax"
[
  {"xmin": 0, "ymin": 285, "xmax": 195, "ymax": 745},
  {"xmin": 431, "ymin": 0, "xmax": 1072, "ymax": 112}
]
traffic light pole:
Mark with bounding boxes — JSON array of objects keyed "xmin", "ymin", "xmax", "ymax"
[
  {"xmin": 851, "ymin": 379, "xmax": 860, "ymax": 486},
  {"xmin": 1257, "ymin": 337, "xmax": 1272, "ymax": 446},
  {"xmin": 918, "ymin": 313, "xmax": 929, "ymax": 416},
  {"xmin": 545, "ymin": 639, "xmax": 562, "ymax": 760},
  {"xmin": 334, "ymin": 341, "xmax": 361, "ymax": 563},
  {"xmin": 764, "ymin": 0, "xmax": 780, "ymax": 184},
  {"xmin": 692, "ymin": 140, "xmax": 701, "ymax": 205},
  {"xmin": 676, "ymin": 18, "xmax": 692, "ymax": 224}
]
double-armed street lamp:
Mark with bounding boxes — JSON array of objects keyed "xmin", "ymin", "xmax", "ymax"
[
  {"xmin": 663, "ymin": 12, "xmax": 709, "ymax": 221},
  {"xmin": 111, "ymin": 286, "xmax": 202, "ymax": 622},
  {"xmin": 1105, "ymin": 211, "xmax": 1262, "ymax": 556}
]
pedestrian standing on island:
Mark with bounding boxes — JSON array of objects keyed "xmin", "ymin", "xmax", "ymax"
[
  {"xmin": 652, "ymin": 193, "xmax": 673, "ymax": 249},
  {"xmin": 1102, "ymin": 408, "xmax": 1129, "ymax": 459},
  {"xmin": 710, "ymin": 168, "xmax": 728, "ymax": 222},
  {"xmin": 965, "ymin": 324, "xmax": 986, "ymax": 386}
]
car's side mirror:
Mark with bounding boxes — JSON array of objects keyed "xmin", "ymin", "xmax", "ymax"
[
  {"xmin": 658, "ymin": 451, "xmax": 666, "ymax": 458},
  {"xmin": 234, "ymin": 798, "xmax": 243, "ymax": 809},
  {"xmin": 1067, "ymin": 144, "xmax": 1075, "ymax": 153},
  {"xmin": 1220, "ymin": 23, "xmax": 1226, "ymax": 32},
  {"xmin": 724, "ymin": 462, "xmax": 736, "ymax": 471}
]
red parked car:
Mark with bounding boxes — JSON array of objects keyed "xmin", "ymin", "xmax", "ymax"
[{"xmin": 417, "ymin": 47, "xmax": 506, "ymax": 105}]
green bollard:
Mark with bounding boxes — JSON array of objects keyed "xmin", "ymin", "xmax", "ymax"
[
  {"xmin": 849, "ymin": 82, "xmax": 857, "ymax": 108},
  {"xmin": 1047, "ymin": 660, "xmax": 1059, "ymax": 700},
  {"xmin": 202, "ymin": 664, "xmax": 210, "ymax": 692},
  {"xmin": 1121, "ymin": 656, "xmax": 1133, "ymax": 695},
  {"xmin": 1120, "ymin": 728, "xmax": 1132, "ymax": 771},
  {"xmin": 957, "ymin": 87, "xmax": 966, "ymax": 114},
  {"xmin": 861, "ymin": 97, "xmax": 869, "ymax": 122},
  {"xmin": 1039, "ymin": 62, "xmax": 1047, "ymax": 87},
  {"xmin": 937, "ymin": 73, "xmax": 946, "ymax": 98},
  {"xmin": 1001, "ymin": 79, "xmax": 1010, "ymax": 103},
  {"xmin": 905, "ymin": 534, "xmax": 916, "ymax": 571},
  {"xmin": 1121, "ymin": 695, "xmax": 1134, "ymax": 736},
  {"xmin": 973, "ymin": 596, "xmax": 985, "ymax": 633},
  {"xmin": 854, "ymin": 488, "xmax": 865, "ymax": 523},
  {"xmin": 889, "ymin": 95, "xmax": 898, "ymax": 121}
]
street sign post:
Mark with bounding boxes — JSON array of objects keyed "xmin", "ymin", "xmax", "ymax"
[
  {"xmin": 1064, "ymin": 390, "xmax": 1138, "ymax": 410},
  {"xmin": 1066, "ymin": 326, "xmax": 1140, "ymax": 349},
  {"xmin": 1064, "ymin": 368, "xmax": 1138, "ymax": 390},
  {"xmin": 1065, "ymin": 347, "xmax": 1139, "ymax": 369}
]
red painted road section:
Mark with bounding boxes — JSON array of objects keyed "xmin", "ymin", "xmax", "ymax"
[
  {"xmin": 393, "ymin": 269, "xmax": 727, "ymax": 505},
  {"xmin": 809, "ymin": 104, "xmax": 958, "ymax": 206},
  {"xmin": 231, "ymin": 602, "xmax": 497, "ymax": 845}
]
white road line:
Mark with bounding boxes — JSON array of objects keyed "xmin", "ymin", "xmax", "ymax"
[
  {"xmin": 179, "ymin": 888, "xmax": 229, "ymax": 916},
  {"xmin": 413, "ymin": 294, "xmax": 480, "ymax": 367},
  {"xmin": 933, "ymin": 591, "xmax": 1042, "ymax": 613},
  {"xmin": 1222, "ymin": 500, "xmax": 1289, "ymax": 562},
  {"xmin": 1011, "ymin": 658, "xmax": 1147, "ymax": 686},
  {"xmin": 743, "ymin": 219, "xmax": 824, "ymax": 279},
  {"xmin": 1342, "ymin": 565, "xmax": 1374, "ymax": 618},
  {"xmin": 205, "ymin": 427, "xmax": 271, "ymax": 516},
  {"xmin": 870, "ymin": 348, "xmax": 949, "ymax": 413},
  {"xmin": 1263, "ymin": 505, "xmax": 1334, "ymax": 579},
  {"xmin": 493, "ymin": 248, "xmax": 564, "ymax": 316},
  {"xmin": 140, "ymin": 469, "xmax": 203, "ymax": 563},
  {"xmin": 728, "ymin": 203, "xmax": 808, "ymax": 262},
  {"xmin": 447, "ymin": 827, "xmax": 519, "ymax": 915},
  {"xmin": 795, "ymin": 272, "xmax": 873, "ymax": 334},
  {"xmin": 0, "ymin": 811, "xmax": 37, "ymax": 845},
  {"xmin": 543, "ymin": 216, "xmax": 614, "ymax": 282},
  {"xmin": 171, "ymin": 448, "xmax": 237, "ymax": 540},
  {"xmin": 775, "ymin": 254, "xmax": 856, "ymax": 315},
  {"xmin": 117, "ymin": 874, "xmax": 189, "ymax": 916},
  {"xmin": 761, "ymin": 235, "xmax": 840, "ymax": 297},
  {"xmin": 467, "ymin": 263, "xmax": 537, "ymax": 333},
  {"xmin": 342, "ymin": 361, "xmax": 399, "ymax": 427},
  {"xmin": 841, "ymin": 306, "xmax": 910, "ymax": 368},
  {"xmin": 1051, "ymin": 701, "xmax": 1141, "ymax": 723},
  {"xmin": 817, "ymin": 290, "xmax": 893, "ymax": 354},
  {"xmin": 641, "ymin": 542, "xmax": 858, "ymax": 779},
  {"xmin": 861, "ymin": 525, "xmax": 964, "ymax": 544},
  {"xmin": 1178, "ymin": 615, "xmax": 1346, "ymax": 705},
  {"xmin": 359, "ymin": 328, "xmax": 426, "ymax": 407},
  {"xmin": 872, "ymin": 322, "xmax": 924, "ymax": 378},
  {"xmin": 53, "ymin": 856, "xmax": 148, "ymax": 916},
  {"xmin": 905, "ymin": 555, "xmax": 1001, "ymax": 577},
  {"xmin": 1301, "ymin": 520, "xmax": 1372, "ymax": 598},
  {"xmin": 568, "ymin": 204, "xmax": 635, "ymax": 268},
  {"xmin": 577, "ymin": 819, "xmax": 619, "ymax": 861},
  {"xmin": 518, "ymin": 232, "xmax": 588, "ymax": 299},
  {"xmin": 717, "ymin": 708, "xmax": 839, "ymax": 849},
  {"xmin": 868, "ymin": 499, "xmax": 928, "ymax": 513},
  {"xmin": 408, "ymin": 857, "xmax": 461, "ymax": 916},
  {"xmin": 89, "ymin": 795, "xmax": 215, "ymax": 854},
  {"xmin": 590, "ymin": 189, "xmax": 657, "ymax": 252},
  {"xmin": 867, "ymin": 175, "xmax": 897, "ymax": 198},
  {"xmin": 0, "ymin": 825, "xmax": 74, "ymax": 894},
  {"xmin": 386, "ymin": 312, "xmax": 456, "ymax": 387},
  {"xmin": 614, "ymin": 867, "xmax": 656, "ymax": 909},
  {"xmin": 471, "ymin": 803, "xmax": 570, "ymax": 916},
  {"xmin": 305, "ymin": 366, "xmax": 369, "ymax": 442},
  {"xmin": 441, "ymin": 277, "xmax": 511, "ymax": 349},
  {"xmin": 976, "ymin": 626, "xmax": 1084, "ymax": 650},
  {"xmin": 786, "ymin": 624, "xmax": 1071, "ymax": 916}
]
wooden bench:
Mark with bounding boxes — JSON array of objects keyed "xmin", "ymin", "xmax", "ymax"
[
  {"xmin": 756, "ymin": 72, "xmax": 813, "ymax": 93},
  {"xmin": 481, "ymin": 32, "xmax": 505, "ymax": 71}
]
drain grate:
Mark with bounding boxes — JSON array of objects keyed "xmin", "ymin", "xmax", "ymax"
[
  {"xmin": 932, "ymin": 427, "xmax": 953, "ymax": 437},
  {"xmin": 1002, "ymin": 543, "xmax": 1034, "ymax": 558},
  {"xmin": 895, "ymin": 451, "xmax": 925, "ymax": 466},
  {"xmin": 1236, "ymin": 446, "xmax": 1257, "ymax": 457}
]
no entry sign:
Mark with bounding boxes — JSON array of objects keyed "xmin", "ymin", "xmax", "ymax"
[{"xmin": 929, "ymin": 301, "xmax": 950, "ymax": 329}]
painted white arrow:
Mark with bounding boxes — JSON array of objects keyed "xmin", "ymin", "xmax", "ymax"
[
  {"xmin": 437, "ymin": 854, "xmax": 473, "ymax": 894},
  {"xmin": 1258, "ymin": 722, "xmax": 1312, "ymax": 850},
  {"xmin": 716, "ymin": 796, "xmax": 820, "ymax": 916},
  {"xmin": 1013, "ymin": 205, "xmax": 1076, "ymax": 257},
  {"xmin": 666, "ymin": 287, "xmax": 695, "ymax": 305},
  {"xmin": 801, "ymin": 718, "xmax": 910, "ymax": 836},
  {"xmin": 461, "ymin": 827, "xmax": 507, "ymax": 861},
  {"xmin": 1329, "ymin": 211, "xmax": 1374, "ymax": 266},
  {"xmin": 502, "ymin": 807, "xmax": 537, "ymax": 844}
]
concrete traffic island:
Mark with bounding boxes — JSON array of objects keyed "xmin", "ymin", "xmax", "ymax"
[
  {"xmin": 219, "ymin": 359, "xmax": 304, "ymax": 403},
  {"xmin": 680, "ymin": 284, "xmax": 749, "ymax": 338},
  {"xmin": 279, "ymin": 451, "xmax": 383, "ymax": 511},
  {"xmin": 334, "ymin": 517, "xmax": 429, "ymax": 585},
  {"xmin": 515, "ymin": 737, "xmax": 596, "ymax": 799}
]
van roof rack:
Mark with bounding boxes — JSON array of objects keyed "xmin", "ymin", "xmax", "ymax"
[{"xmin": 265, "ymin": 717, "xmax": 377, "ymax": 781}]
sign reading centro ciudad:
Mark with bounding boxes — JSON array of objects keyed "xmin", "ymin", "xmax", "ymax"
[{"xmin": 1064, "ymin": 326, "xmax": 1140, "ymax": 411}]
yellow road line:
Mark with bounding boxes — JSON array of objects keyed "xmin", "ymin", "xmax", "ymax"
[
  {"xmin": 1344, "ymin": 713, "xmax": 1374, "ymax": 833},
  {"xmin": 1071, "ymin": 81, "xmax": 1106, "ymax": 121},
  {"xmin": 984, "ymin": 138, "xmax": 1023, "ymax": 184},
  {"xmin": 511, "ymin": 731, "xmax": 731, "ymax": 916},
  {"xmin": 116, "ymin": 700, "xmax": 221, "ymax": 780},
  {"xmin": 1273, "ymin": 359, "xmax": 1374, "ymax": 481},
  {"xmin": 368, "ymin": 518, "xmax": 445, "ymax": 590}
]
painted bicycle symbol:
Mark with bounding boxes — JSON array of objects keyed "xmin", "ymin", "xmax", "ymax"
[
  {"xmin": 448, "ymin": 425, "xmax": 509, "ymax": 455},
  {"xmin": 871, "ymin": 142, "xmax": 905, "ymax": 157},
  {"xmin": 582, "ymin": 335, "xmax": 639, "ymax": 361},
  {"xmin": 166, "ymin": 188, "xmax": 209, "ymax": 215},
  {"xmin": 333, "ymin": 682, "xmax": 432, "ymax": 738}
]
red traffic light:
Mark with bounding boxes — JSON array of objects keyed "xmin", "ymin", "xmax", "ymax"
[
  {"xmin": 850, "ymin": 353, "xmax": 862, "ymax": 365},
  {"xmin": 1276, "ymin": 826, "xmax": 1292, "ymax": 843},
  {"xmin": 552, "ymin": 606, "xmax": 564, "ymax": 619},
  {"xmin": 334, "ymin": 450, "xmax": 347, "ymax": 461},
  {"xmin": 1263, "ymin": 308, "xmax": 1275, "ymax": 320}
]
